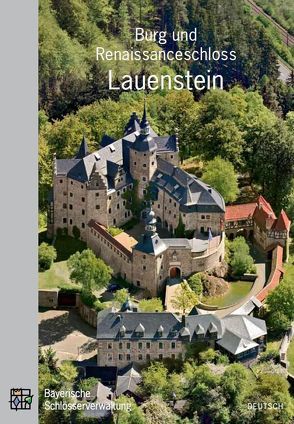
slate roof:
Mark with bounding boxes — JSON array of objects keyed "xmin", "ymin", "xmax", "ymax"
[
  {"xmin": 116, "ymin": 363, "xmax": 142, "ymax": 397},
  {"xmin": 152, "ymin": 157, "xmax": 225, "ymax": 213},
  {"xmin": 134, "ymin": 232, "xmax": 167, "ymax": 255},
  {"xmin": 96, "ymin": 312, "xmax": 181, "ymax": 340},
  {"xmin": 216, "ymin": 330, "xmax": 259, "ymax": 355},
  {"xmin": 96, "ymin": 310, "xmax": 267, "ymax": 357}
]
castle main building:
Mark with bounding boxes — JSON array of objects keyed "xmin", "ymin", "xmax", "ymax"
[{"xmin": 48, "ymin": 105, "xmax": 226, "ymax": 295}]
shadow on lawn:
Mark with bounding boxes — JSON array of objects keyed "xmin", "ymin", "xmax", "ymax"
[
  {"xmin": 39, "ymin": 309, "xmax": 95, "ymax": 346},
  {"xmin": 38, "ymin": 233, "xmax": 86, "ymax": 262}
]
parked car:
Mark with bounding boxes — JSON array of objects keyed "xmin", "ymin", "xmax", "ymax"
[{"xmin": 107, "ymin": 283, "xmax": 119, "ymax": 293}]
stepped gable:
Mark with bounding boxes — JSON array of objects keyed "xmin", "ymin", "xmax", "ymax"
[
  {"xmin": 152, "ymin": 157, "xmax": 225, "ymax": 212},
  {"xmin": 253, "ymin": 195, "xmax": 276, "ymax": 230}
]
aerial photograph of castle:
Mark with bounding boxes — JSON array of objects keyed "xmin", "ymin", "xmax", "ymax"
[{"xmin": 38, "ymin": 0, "xmax": 294, "ymax": 423}]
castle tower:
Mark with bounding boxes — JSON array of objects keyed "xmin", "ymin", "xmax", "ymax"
[
  {"xmin": 132, "ymin": 205, "xmax": 167, "ymax": 296},
  {"xmin": 129, "ymin": 102, "xmax": 157, "ymax": 199}
]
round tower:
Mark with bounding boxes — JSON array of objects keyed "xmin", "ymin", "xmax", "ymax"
[{"xmin": 129, "ymin": 102, "xmax": 157, "ymax": 199}]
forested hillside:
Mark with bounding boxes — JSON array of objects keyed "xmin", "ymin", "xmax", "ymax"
[
  {"xmin": 39, "ymin": 0, "xmax": 292, "ymax": 119},
  {"xmin": 255, "ymin": 0, "xmax": 294, "ymax": 35}
]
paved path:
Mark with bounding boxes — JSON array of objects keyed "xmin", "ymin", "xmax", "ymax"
[{"xmin": 39, "ymin": 309, "xmax": 97, "ymax": 363}]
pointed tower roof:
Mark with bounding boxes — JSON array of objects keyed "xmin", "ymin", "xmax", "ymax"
[
  {"xmin": 130, "ymin": 102, "xmax": 157, "ymax": 152},
  {"xmin": 75, "ymin": 135, "xmax": 90, "ymax": 159},
  {"xmin": 124, "ymin": 112, "xmax": 141, "ymax": 136},
  {"xmin": 274, "ymin": 209, "xmax": 291, "ymax": 231}
]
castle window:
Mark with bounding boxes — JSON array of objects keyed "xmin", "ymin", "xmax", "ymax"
[
  {"xmin": 170, "ymin": 155, "xmax": 174, "ymax": 159},
  {"xmin": 144, "ymin": 153, "xmax": 146, "ymax": 157},
  {"xmin": 171, "ymin": 342, "xmax": 176, "ymax": 349},
  {"xmin": 96, "ymin": 182, "xmax": 99, "ymax": 187},
  {"xmin": 174, "ymin": 214, "xmax": 176, "ymax": 218},
  {"xmin": 107, "ymin": 343, "xmax": 113, "ymax": 349},
  {"xmin": 126, "ymin": 354, "xmax": 131, "ymax": 361},
  {"xmin": 158, "ymin": 205, "xmax": 160, "ymax": 209},
  {"xmin": 159, "ymin": 342, "xmax": 163, "ymax": 349},
  {"xmin": 159, "ymin": 354, "xmax": 163, "ymax": 360},
  {"xmin": 152, "ymin": 161, "xmax": 154, "ymax": 165},
  {"xmin": 138, "ymin": 342, "xmax": 142, "ymax": 349},
  {"xmin": 143, "ymin": 164, "xmax": 147, "ymax": 168},
  {"xmin": 82, "ymin": 197, "xmax": 85, "ymax": 202},
  {"xmin": 123, "ymin": 201, "xmax": 126, "ymax": 206},
  {"xmin": 70, "ymin": 192, "xmax": 73, "ymax": 197},
  {"xmin": 138, "ymin": 354, "xmax": 143, "ymax": 361},
  {"xmin": 143, "ymin": 255, "xmax": 146, "ymax": 259},
  {"xmin": 125, "ymin": 212, "xmax": 127, "ymax": 218},
  {"xmin": 174, "ymin": 202, "xmax": 176, "ymax": 207},
  {"xmin": 96, "ymin": 205, "xmax": 100, "ymax": 209},
  {"xmin": 117, "ymin": 191, "xmax": 120, "ymax": 196},
  {"xmin": 118, "ymin": 354, "xmax": 123, "ymax": 361},
  {"xmin": 134, "ymin": 162, "xmax": 136, "ymax": 165},
  {"xmin": 128, "ymin": 211, "xmax": 131, "ymax": 216},
  {"xmin": 169, "ymin": 210, "xmax": 171, "ymax": 214},
  {"xmin": 69, "ymin": 219, "xmax": 72, "ymax": 225},
  {"xmin": 113, "ymin": 219, "xmax": 116, "ymax": 225},
  {"xmin": 117, "ymin": 204, "xmax": 120, "ymax": 209},
  {"xmin": 169, "ymin": 199, "xmax": 172, "ymax": 203},
  {"xmin": 63, "ymin": 203, "xmax": 67, "ymax": 209},
  {"xmin": 108, "ymin": 196, "xmax": 112, "ymax": 200},
  {"xmin": 82, "ymin": 223, "xmax": 85, "ymax": 228},
  {"xmin": 143, "ymin": 190, "xmax": 147, "ymax": 195},
  {"xmin": 119, "ymin": 342, "xmax": 123, "ymax": 349},
  {"xmin": 71, "ymin": 181, "xmax": 73, "ymax": 185},
  {"xmin": 82, "ymin": 209, "xmax": 85, "ymax": 215},
  {"xmin": 200, "ymin": 226, "xmax": 205, "ymax": 233},
  {"xmin": 69, "ymin": 204, "xmax": 73, "ymax": 210},
  {"xmin": 142, "ymin": 177, "xmax": 146, "ymax": 181},
  {"xmin": 146, "ymin": 342, "xmax": 151, "ymax": 349},
  {"xmin": 59, "ymin": 179, "xmax": 63, "ymax": 183},
  {"xmin": 126, "ymin": 343, "xmax": 131, "ymax": 349},
  {"xmin": 107, "ymin": 353, "xmax": 113, "ymax": 361},
  {"xmin": 143, "ymin": 265, "xmax": 146, "ymax": 270},
  {"xmin": 201, "ymin": 215, "xmax": 205, "ymax": 219},
  {"xmin": 136, "ymin": 281, "xmax": 141, "ymax": 287},
  {"xmin": 108, "ymin": 208, "xmax": 112, "ymax": 213},
  {"xmin": 96, "ymin": 193, "xmax": 99, "ymax": 197},
  {"xmin": 63, "ymin": 191, "xmax": 67, "ymax": 196},
  {"xmin": 183, "ymin": 214, "xmax": 186, "ymax": 217},
  {"xmin": 123, "ymin": 188, "xmax": 126, "ymax": 193},
  {"xmin": 81, "ymin": 185, "xmax": 83, "ymax": 189},
  {"xmin": 63, "ymin": 218, "xmax": 67, "ymax": 223},
  {"xmin": 206, "ymin": 215, "xmax": 210, "ymax": 219}
]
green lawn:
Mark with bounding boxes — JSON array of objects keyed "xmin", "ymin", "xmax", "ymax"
[
  {"xmin": 203, "ymin": 281, "xmax": 253, "ymax": 308},
  {"xmin": 287, "ymin": 339, "xmax": 294, "ymax": 375},
  {"xmin": 39, "ymin": 235, "xmax": 86, "ymax": 289}
]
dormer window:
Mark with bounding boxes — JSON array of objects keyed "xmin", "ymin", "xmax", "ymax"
[
  {"xmin": 109, "ymin": 144, "xmax": 116, "ymax": 152},
  {"xmin": 135, "ymin": 323, "xmax": 145, "ymax": 337},
  {"xmin": 120, "ymin": 325, "xmax": 126, "ymax": 337},
  {"xmin": 157, "ymin": 325, "xmax": 164, "ymax": 337}
]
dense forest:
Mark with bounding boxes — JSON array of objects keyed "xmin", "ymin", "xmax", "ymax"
[{"xmin": 39, "ymin": 0, "xmax": 293, "ymax": 119}]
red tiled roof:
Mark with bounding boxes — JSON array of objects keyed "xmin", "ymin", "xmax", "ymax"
[
  {"xmin": 88, "ymin": 220, "xmax": 133, "ymax": 259},
  {"xmin": 225, "ymin": 203, "xmax": 256, "ymax": 221},
  {"xmin": 252, "ymin": 196, "xmax": 276, "ymax": 230},
  {"xmin": 273, "ymin": 209, "xmax": 291, "ymax": 231}
]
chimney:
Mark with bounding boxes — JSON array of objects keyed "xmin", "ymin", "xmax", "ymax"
[{"xmin": 181, "ymin": 315, "xmax": 186, "ymax": 326}]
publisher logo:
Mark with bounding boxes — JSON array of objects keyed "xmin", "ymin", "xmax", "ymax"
[{"xmin": 9, "ymin": 388, "xmax": 33, "ymax": 411}]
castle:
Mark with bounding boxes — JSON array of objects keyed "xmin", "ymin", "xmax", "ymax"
[{"xmin": 48, "ymin": 105, "xmax": 225, "ymax": 295}]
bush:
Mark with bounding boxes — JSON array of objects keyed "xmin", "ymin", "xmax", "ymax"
[
  {"xmin": 80, "ymin": 289, "xmax": 96, "ymax": 308},
  {"xmin": 107, "ymin": 226, "xmax": 123, "ymax": 237},
  {"xmin": 188, "ymin": 273, "xmax": 203, "ymax": 296},
  {"xmin": 58, "ymin": 285, "xmax": 82, "ymax": 294},
  {"xmin": 72, "ymin": 225, "xmax": 81, "ymax": 239},
  {"xmin": 259, "ymin": 349, "xmax": 280, "ymax": 363},
  {"xmin": 93, "ymin": 300, "xmax": 106, "ymax": 312},
  {"xmin": 228, "ymin": 237, "xmax": 255, "ymax": 276},
  {"xmin": 38, "ymin": 242, "xmax": 57, "ymax": 271}
]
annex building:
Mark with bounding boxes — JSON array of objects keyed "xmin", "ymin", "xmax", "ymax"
[{"xmin": 49, "ymin": 106, "xmax": 226, "ymax": 296}]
